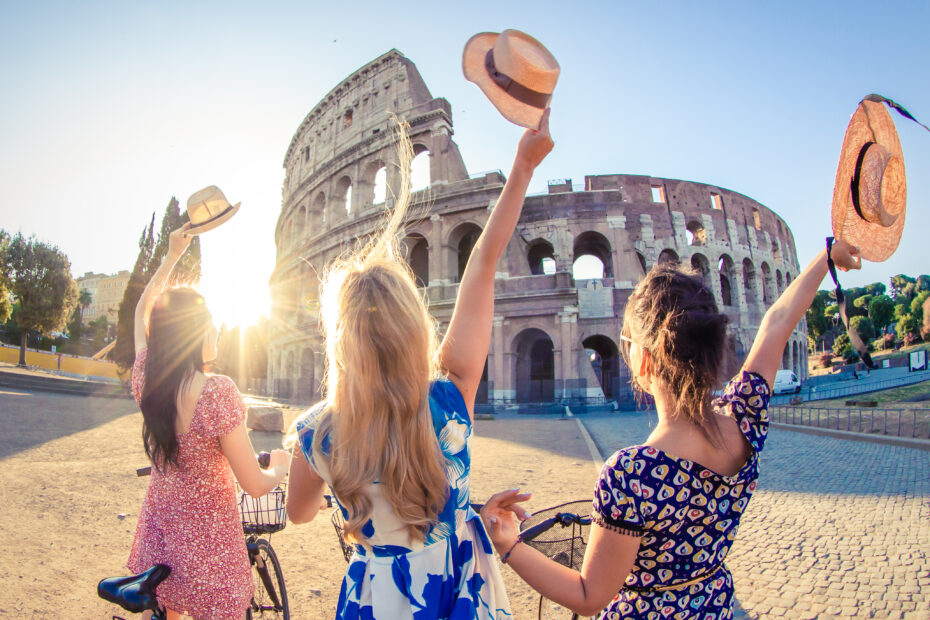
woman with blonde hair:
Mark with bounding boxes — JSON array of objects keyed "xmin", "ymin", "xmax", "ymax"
[{"xmin": 285, "ymin": 110, "xmax": 554, "ymax": 618}]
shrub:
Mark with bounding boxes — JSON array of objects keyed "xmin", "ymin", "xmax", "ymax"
[
  {"xmin": 818, "ymin": 352, "xmax": 833, "ymax": 368},
  {"xmin": 904, "ymin": 332, "xmax": 921, "ymax": 347}
]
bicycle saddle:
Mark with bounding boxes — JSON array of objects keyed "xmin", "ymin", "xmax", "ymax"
[{"xmin": 97, "ymin": 564, "xmax": 170, "ymax": 613}]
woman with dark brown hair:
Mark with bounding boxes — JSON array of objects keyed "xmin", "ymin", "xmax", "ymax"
[
  {"xmin": 127, "ymin": 224, "xmax": 289, "ymax": 619},
  {"xmin": 480, "ymin": 239, "xmax": 861, "ymax": 618}
]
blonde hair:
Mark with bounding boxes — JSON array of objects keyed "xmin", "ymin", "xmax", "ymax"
[{"xmin": 312, "ymin": 119, "xmax": 447, "ymax": 543}]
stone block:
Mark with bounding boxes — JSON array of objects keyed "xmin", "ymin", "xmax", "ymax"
[{"xmin": 247, "ymin": 406, "xmax": 284, "ymax": 432}]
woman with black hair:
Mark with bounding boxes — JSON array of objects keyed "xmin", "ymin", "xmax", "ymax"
[{"xmin": 127, "ymin": 224, "xmax": 289, "ymax": 620}]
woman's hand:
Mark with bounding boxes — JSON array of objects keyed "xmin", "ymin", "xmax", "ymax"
[
  {"xmin": 514, "ymin": 108, "xmax": 554, "ymax": 175},
  {"xmin": 269, "ymin": 448, "xmax": 291, "ymax": 476},
  {"xmin": 479, "ymin": 488, "xmax": 532, "ymax": 552},
  {"xmin": 831, "ymin": 239, "xmax": 862, "ymax": 272},
  {"xmin": 168, "ymin": 223, "xmax": 193, "ymax": 259}
]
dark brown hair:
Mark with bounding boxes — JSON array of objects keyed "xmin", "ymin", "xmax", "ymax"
[
  {"xmin": 621, "ymin": 263, "xmax": 728, "ymax": 440},
  {"xmin": 141, "ymin": 288, "xmax": 212, "ymax": 472}
]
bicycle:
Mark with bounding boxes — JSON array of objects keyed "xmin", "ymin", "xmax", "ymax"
[
  {"xmin": 98, "ymin": 452, "xmax": 290, "ymax": 619},
  {"xmin": 327, "ymin": 495, "xmax": 595, "ymax": 620}
]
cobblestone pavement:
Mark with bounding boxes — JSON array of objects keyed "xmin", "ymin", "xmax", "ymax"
[{"xmin": 580, "ymin": 411, "xmax": 930, "ymax": 619}]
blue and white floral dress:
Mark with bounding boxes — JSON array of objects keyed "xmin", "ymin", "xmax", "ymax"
[{"xmin": 295, "ymin": 378, "xmax": 512, "ymax": 620}]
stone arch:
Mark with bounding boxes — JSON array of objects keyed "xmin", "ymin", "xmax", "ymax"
[
  {"xmin": 658, "ymin": 248, "xmax": 680, "ymax": 266},
  {"xmin": 364, "ymin": 159, "xmax": 388, "ymax": 206},
  {"xmin": 573, "ymin": 231, "xmax": 613, "ymax": 278},
  {"xmin": 404, "ymin": 233, "xmax": 429, "ymax": 288},
  {"xmin": 718, "ymin": 254, "xmax": 734, "ymax": 307},
  {"xmin": 449, "ymin": 222, "xmax": 482, "ymax": 283},
  {"xmin": 782, "ymin": 342, "xmax": 790, "ymax": 370},
  {"xmin": 411, "ymin": 144, "xmax": 430, "ymax": 192},
  {"xmin": 583, "ymin": 335, "xmax": 621, "ymax": 401},
  {"xmin": 776, "ymin": 269, "xmax": 784, "ymax": 294},
  {"xmin": 311, "ymin": 191, "xmax": 326, "ymax": 228},
  {"xmin": 335, "ymin": 175, "xmax": 352, "ymax": 217},
  {"xmin": 686, "ymin": 220, "xmax": 706, "ymax": 246},
  {"xmin": 772, "ymin": 240, "xmax": 782, "ymax": 264},
  {"xmin": 635, "ymin": 251, "xmax": 648, "ymax": 278},
  {"xmin": 761, "ymin": 262, "xmax": 774, "ymax": 304},
  {"xmin": 299, "ymin": 347, "xmax": 316, "ymax": 402},
  {"xmin": 792, "ymin": 341, "xmax": 799, "ymax": 376},
  {"xmin": 527, "ymin": 239, "xmax": 556, "ymax": 275},
  {"xmin": 690, "ymin": 253, "xmax": 710, "ymax": 285},
  {"xmin": 742, "ymin": 258, "xmax": 757, "ymax": 304},
  {"xmin": 296, "ymin": 205, "xmax": 307, "ymax": 241},
  {"xmin": 513, "ymin": 328, "xmax": 555, "ymax": 403}
]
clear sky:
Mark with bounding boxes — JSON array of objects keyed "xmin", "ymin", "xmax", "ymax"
[{"xmin": 1, "ymin": 1, "xmax": 928, "ymax": 327}]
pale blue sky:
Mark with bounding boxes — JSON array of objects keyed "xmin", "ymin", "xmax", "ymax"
[{"xmin": 1, "ymin": 1, "xmax": 927, "ymax": 325}]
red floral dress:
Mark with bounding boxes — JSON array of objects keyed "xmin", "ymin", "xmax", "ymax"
[{"xmin": 127, "ymin": 348, "xmax": 252, "ymax": 619}]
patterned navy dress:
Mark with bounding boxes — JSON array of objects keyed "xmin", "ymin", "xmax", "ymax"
[
  {"xmin": 592, "ymin": 370, "xmax": 770, "ymax": 620},
  {"xmin": 295, "ymin": 379, "xmax": 512, "ymax": 620}
]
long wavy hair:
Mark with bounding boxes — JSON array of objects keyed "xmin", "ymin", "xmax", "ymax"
[
  {"xmin": 621, "ymin": 263, "xmax": 729, "ymax": 444},
  {"xmin": 312, "ymin": 120, "xmax": 447, "ymax": 543},
  {"xmin": 141, "ymin": 288, "xmax": 212, "ymax": 472}
]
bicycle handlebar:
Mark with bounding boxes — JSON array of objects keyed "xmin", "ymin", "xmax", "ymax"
[{"xmin": 521, "ymin": 511, "xmax": 591, "ymax": 543}]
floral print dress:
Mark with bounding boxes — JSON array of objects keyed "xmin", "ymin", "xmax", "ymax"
[
  {"xmin": 127, "ymin": 348, "xmax": 253, "ymax": 620},
  {"xmin": 296, "ymin": 378, "xmax": 511, "ymax": 620},
  {"xmin": 592, "ymin": 370, "xmax": 770, "ymax": 620}
]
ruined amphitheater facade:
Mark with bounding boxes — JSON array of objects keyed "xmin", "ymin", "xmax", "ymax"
[{"xmin": 267, "ymin": 50, "xmax": 807, "ymax": 406}]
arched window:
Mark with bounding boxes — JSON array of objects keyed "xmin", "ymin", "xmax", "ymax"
[
  {"xmin": 573, "ymin": 231, "xmax": 613, "ymax": 279},
  {"xmin": 528, "ymin": 240, "xmax": 556, "ymax": 275},
  {"xmin": 772, "ymin": 240, "xmax": 782, "ymax": 264},
  {"xmin": 373, "ymin": 166, "xmax": 387, "ymax": 204},
  {"xmin": 718, "ymin": 255, "xmax": 734, "ymax": 307},
  {"xmin": 513, "ymin": 328, "xmax": 555, "ymax": 403},
  {"xmin": 404, "ymin": 234, "xmax": 429, "ymax": 288},
  {"xmin": 776, "ymin": 270, "xmax": 784, "ymax": 294},
  {"xmin": 335, "ymin": 176, "xmax": 352, "ymax": 216},
  {"xmin": 635, "ymin": 252, "xmax": 648, "ymax": 277},
  {"xmin": 691, "ymin": 253, "xmax": 709, "ymax": 285},
  {"xmin": 450, "ymin": 223, "xmax": 482, "ymax": 283},
  {"xmin": 658, "ymin": 249, "xmax": 680, "ymax": 265},
  {"xmin": 742, "ymin": 258, "xmax": 757, "ymax": 303},
  {"xmin": 411, "ymin": 145, "xmax": 430, "ymax": 192},
  {"xmin": 686, "ymin": 220, "xmax": 705, "ymax": 246},
  {"xmin": 311, "ymin": 191, "xmax": 326, "ymax": 228},
  {"xmin": 583, "ymin": 335, "xmax": 622, "ymax": 400},
  {"xmin": 761, "ymin": 262, "xmax": 774, "ymax": 304},
  {"xmin": 752, "ymin": 208, "xmax": 761, "ymax": 230}
]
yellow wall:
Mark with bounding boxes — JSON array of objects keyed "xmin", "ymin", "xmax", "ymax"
[{"xmin": 0, "ymin": 345, "xmax": 125, "ymax": 380}]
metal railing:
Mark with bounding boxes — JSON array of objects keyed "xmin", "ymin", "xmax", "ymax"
[
  {"xmin": 768, "ymin": 370, "xmax": 930, "ymax": 405},
  {"xmin": 770, "ymin": 405, "xmax": 930, "ymax": 439}
]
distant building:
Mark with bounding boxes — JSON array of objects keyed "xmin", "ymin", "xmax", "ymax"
[
  {"xmin": 268, "ymin": 50, "xmax": 807, "ymax": 405},
  {"xmin": 76, "ymin": 270, "xmax": 131, "ymax": 324}
]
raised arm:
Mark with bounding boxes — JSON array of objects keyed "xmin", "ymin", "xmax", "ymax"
[
  {"xmin": 439, "ymin": 109, "xmax": 554, "ymax": 411},
  {"xmin": 134, "ymin": 224, "xmax": 191, "ymax": 352},
  {"xmin": 742, "ymin": 238, "xmax": 861, "ymax": 388}
]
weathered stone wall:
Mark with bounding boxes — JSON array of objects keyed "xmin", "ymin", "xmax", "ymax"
[{"xmin": 267, "ymin": 50, "xmax": 808, "ymax": 406}]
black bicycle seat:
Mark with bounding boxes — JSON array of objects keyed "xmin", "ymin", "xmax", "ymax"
[{"xmin": 97, "ymin": 564, "xmax": 170, "ymax": 613}]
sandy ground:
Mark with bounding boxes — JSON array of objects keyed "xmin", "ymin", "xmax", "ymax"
[{"xmin": 0, "ymin": 389, "xmax": 598, "ymax": 619}]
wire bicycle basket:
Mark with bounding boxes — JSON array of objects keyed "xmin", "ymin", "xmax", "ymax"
[
  {"xmin": 519, "ymin": 500, "xmax": 591, "ymax": 570},
  {"xmin": 239, "ymin": 483, "xmax": 287, "ymax": 535},
  {"xmin": 330, "ymin": 509, "xmax": 356, "ymax": 563}
]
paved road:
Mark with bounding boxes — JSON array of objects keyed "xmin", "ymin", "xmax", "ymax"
[{"xmin": 580, "ymin": 410, "xmax": 930, "ymax": 619}]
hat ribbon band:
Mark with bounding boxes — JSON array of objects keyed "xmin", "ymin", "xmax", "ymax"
[
  {"xmin": 826, "ymin": 236, "xmax": 875, "ymax": 370},
  {"xmin": 864, "ymin": 94, "xmax": 930, "ymax": 134},
  {"xmin": 849, "ymin": 141, "xmax": 879, "ymax": 224},
  {"xmin": 485, "ymin": 49, "xmax": 551, "ymax": 110}
]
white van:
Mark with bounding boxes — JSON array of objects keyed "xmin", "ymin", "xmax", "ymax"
[{"xmin": 773, "ymin": 369, "xmax": 801, "ymax": 394}]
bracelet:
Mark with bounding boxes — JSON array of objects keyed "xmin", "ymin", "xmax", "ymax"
[{"xmin": 501, "ymin": 536, "xmax": 522, "ymax": 564}]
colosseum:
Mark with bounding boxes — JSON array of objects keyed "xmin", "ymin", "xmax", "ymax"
[{"xmin": 267, "ymin": 49, "xmax": 808, "ymax": 407}]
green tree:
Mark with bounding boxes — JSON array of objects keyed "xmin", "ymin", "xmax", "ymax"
[
  {"xmin": 147, "ymin": 197, "xmax": 201, "ymax": 286},
  {"xmin": 917, "ymin": 275, "xmax": 930, "ymax": 292},
  {"xmin": 890, "ymin": 274, "xmax": 916, "ymax": 300},
  {"xmin": 113, "ymin": 215, "xmax": 155, "ymax": 370},
  {"xmin": 0, "ymin": 230, "xmax": 13, "ymax": 324},
  {"xmin": 3, "ymin": 233, "xmax": 78, "ymax": 365},
  {"xmin": 910, "ymin": 291, "xmax": 929, "ymax": 324},
  {"xmin": 868, "ymin": 295, "xmax": 895, "ymax": 331},
  {"xmin": 850, "ymin": 316, "xmax": 875, "ymax": 343},
  {"xmin": 851, "ymin": 294, "xmax": 872, "ymax": 317},
  {"xmin": 806, "ymin": 290, "xmax": 829, "ymax": 343},
  {"xmin": 833, "ymin": 333, "xmax": 851, "ymax": 357},
  {"xmin": 866, "ymin": 282, "xmax": 887, "ymax": 296},
  {"xmin": 922, "ymin": 296, "xmax": 930, "ymax": 341},
  {"xmin": 897, "ymin": 314, "xmax": 920, "ymax": 342},
  {"xmin": 77, "ymin": 288, "xmax": 92, "ymax": 323}
]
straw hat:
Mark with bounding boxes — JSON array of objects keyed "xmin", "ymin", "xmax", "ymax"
[
  {"xmin": 831, "ymin": 97, "xmax": 907, "ymax": 262},
  {"xmin": 185, "ymin": 186, "xmax": 240, "ymax": 236},
  {"xmin": 462, "ymin": 29, "xmax": 559, "ymax": 130}
]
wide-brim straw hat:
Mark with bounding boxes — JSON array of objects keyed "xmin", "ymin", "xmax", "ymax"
[
  {"xmin": 462, "ymin": 29, "xmax": 559, "ymax": 130},
  {"xmin": 185, "ymin": 185, "xmax": 241, "ymax": 236},
  {"xmin": 831, "ymin": 97, "xmax": 907, "ymax": 262}
]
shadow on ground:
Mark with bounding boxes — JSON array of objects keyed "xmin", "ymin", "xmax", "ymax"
[{"xmin": 0, "ymin": 388, "xmax": 139, "ymax": 460}]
